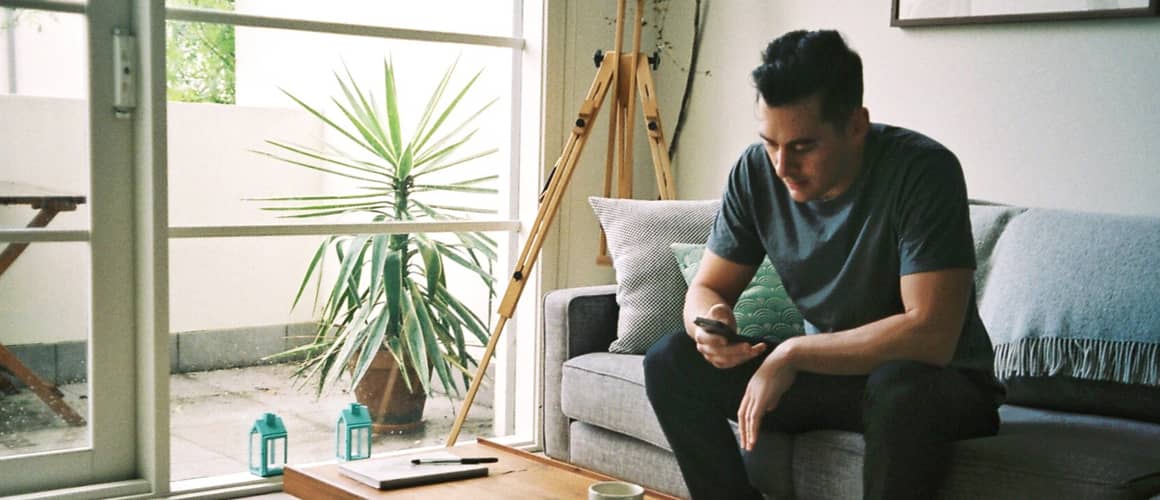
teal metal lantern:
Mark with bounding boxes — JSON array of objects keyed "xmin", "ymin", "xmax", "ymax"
[
  {"xmin": 337, "ymin": 403, "xmax": 372, "ymax": 461},
  {"xmin": 249, "ymin": 412, "xmax": 288, "ymax": 477}
]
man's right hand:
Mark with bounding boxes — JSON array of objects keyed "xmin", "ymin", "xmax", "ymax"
[{"xmin": 692, "ymin": 304, "xmax": 767, "ymax": 369}]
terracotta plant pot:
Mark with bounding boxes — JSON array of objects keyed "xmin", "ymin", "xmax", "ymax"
[{"xmin": 353, "ymin": 349, "xmax": 427, "ymax": 434}]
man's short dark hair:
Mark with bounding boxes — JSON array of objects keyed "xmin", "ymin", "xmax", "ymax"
[{"xmin": 751, "ymin": 30, "xmax": 863, "ymax": 128}]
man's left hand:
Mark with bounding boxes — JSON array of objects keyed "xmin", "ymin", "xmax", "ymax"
[{"xmin": 738, "ymin": 345, "xmax": 797, "ymax": 451}]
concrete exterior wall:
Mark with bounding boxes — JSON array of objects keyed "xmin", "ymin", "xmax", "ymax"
[{"xmin": 0, "ymin": 98, "xmax": 325, "ymax": 344}]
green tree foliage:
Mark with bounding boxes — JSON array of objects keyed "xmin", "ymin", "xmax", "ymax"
[{"xmin": 166, "ymin": 0, "xmax": 235, "ymax": 104}]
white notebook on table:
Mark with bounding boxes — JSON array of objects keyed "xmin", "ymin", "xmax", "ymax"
[{"xmin": 338, "ymin": 452, "xmax": 489, "ymax": 490}]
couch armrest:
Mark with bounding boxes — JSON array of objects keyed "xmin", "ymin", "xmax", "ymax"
[{"xmin": 541, "ymin": 284, "xmax": 618, "ymax": 462}]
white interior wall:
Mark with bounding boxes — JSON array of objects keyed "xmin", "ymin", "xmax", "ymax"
[
  {"xmin": 547, "ymin": 0, "xmax": 1160, "ymax": 291},
  {"xmin": 663, "ymin": 0, "xmax": 775, "ymax": 204},
  {"xmin": 676, "ymin": 0, "xmax": 1160, "ymax": 216}
]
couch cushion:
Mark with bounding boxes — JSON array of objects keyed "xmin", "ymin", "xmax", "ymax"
[
  {"xmin": 671, "ymin": 242, "xmax": 804, "ymax": 342},
  {"xmin": 559, "ymin": 352, "xmax": 669, "ymax": 451},
  {"xmin": 569, "ymin": 421, "xmax": 690, "ymax": 499},
  {"xmin": 542, "ymin": 285, "xmax": 620, "ymax": 463},
  {"xmin": 589, "ymin": 197, "xmax": 719, "ymax": 353},
  {"xmin": 980, "ymin": 208, "xmax": 1160, "ymax": 420},
  {"xmin": 788, "ymin": 405, "xmax": 1160, "ymax": 500},
  {"xmin": 1003, "ymin": 376, "xmax": 1160, "ymax": 424},
  {"xmin": 563, "ymin": 351, "xmax": 800, "ymax": 498}
]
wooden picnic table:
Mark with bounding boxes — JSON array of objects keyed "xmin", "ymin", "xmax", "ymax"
[{"xmin": 0, "ymin": 181, "xmax": 87, "ymax": 426}]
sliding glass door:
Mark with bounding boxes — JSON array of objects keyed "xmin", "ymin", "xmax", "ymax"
[
  {"xmin": 161, "ymin": 2, "xmax": 534, "ymax": 489},
  {"xmin": 1, "ymin": 0, "xmax": 544, "ymax": 496},
  {"xmin": 0, "ymin": 0, "xmax": 147, "ymax": 496}
]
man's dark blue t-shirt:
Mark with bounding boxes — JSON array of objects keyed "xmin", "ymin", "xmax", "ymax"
[{"xmin": 707, "ymin": 123, "xmax": 994, "ymax": 373}]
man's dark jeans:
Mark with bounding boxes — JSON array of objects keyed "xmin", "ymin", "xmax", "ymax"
[{"xmin": 643, "ymin": 331, "xmax": 1000, "ymax": 500}]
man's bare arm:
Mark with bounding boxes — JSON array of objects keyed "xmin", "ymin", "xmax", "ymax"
[
  {"xmin": 773, "ymin": 268, "xmax": 973, "ymax": 374},
  {"xmin": 684, "ymin": 250, "xmax": 756, "ymax": 334},
  {"xmin": 684, "ymin": 250, "xmax": 766, "ymax": 368}
]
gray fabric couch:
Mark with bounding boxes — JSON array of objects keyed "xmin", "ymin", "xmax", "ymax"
[{"xmin": 542, "ymin": 204, "xmax": 1160, "ymax": 499}]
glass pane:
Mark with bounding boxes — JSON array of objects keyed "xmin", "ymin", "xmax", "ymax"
[
  {"xmin": 166, "ymin": 20, "xmax": 513, "ymax": 227},
  {"xmin": 0, "ymin": 241, "xmax": 91, "ymax": 458},
  {"xmin": 168, "ymin": 233, "xmax": 499, "ymax": 481},
  {"xmin": 0, "ymin": 8, "xmax": 87, "ymax": 99},
  {"xmin": 0, "ymin": 7, "xmax": 91, "ymax": 461},
  {"xmin": 166, "ymin": 0, "xmax": 516, "ymax": 38},
  {"xmin": 0, "ymin": 8, "xmax": 90, "ymax": 232}
]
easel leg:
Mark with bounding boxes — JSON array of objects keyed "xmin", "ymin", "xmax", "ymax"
[
  {"xmin": 445, "ymin": 53, "xmax": 618, "ymax": 446},
  {"xmin": 636, "ymin": 56, "xmax": 678, "ymax": 199},
  {"xmin": 445, "ymin": 0, "xmax": 679, "ymax": 446}
]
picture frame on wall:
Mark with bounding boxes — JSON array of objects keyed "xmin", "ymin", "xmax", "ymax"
[{"xmin": 892, "ymin": 0, "xmax": 1159, "ymax": 27}]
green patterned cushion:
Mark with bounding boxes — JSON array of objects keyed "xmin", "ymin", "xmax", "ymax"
[{"xmin": 671, "ymin": 243, "xmax": 804, "ymax": 342}]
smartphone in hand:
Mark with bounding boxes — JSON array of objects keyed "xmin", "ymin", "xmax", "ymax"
[{"xmin": 693, "ymin": 316, "xmax": 742, "ymax": 342}]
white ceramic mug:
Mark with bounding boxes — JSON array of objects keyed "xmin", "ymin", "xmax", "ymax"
[{"xmin": 588, "ymin": 481, "xmax": 645, "ymax": 500}]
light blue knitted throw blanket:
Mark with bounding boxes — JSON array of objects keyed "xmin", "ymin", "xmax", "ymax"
[
  {"xmin": 979, "ymin": 209, "xmax": 1160, "ymax": 386},
  {"xmin": 994, "ymin": 338, "xmax": 1159, "ymax": 386}
]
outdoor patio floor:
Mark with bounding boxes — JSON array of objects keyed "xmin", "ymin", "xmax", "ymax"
[{"xmin": 0, "ymin": 363, "xmax": 494, "ymax": 484}]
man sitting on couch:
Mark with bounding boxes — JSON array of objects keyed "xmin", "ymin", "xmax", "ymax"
[{"xmin": 643, "ymin": 30, "xmax": 1004, "ymax": 500}]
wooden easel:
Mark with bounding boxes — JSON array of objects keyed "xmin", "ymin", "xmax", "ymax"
[{"xmin": 446, "ymin": 0, "xmax": 676, "ymax": 445}]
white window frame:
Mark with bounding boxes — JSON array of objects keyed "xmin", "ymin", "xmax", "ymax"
[{"xmin": 0, "ymin": 0, "xmax": 547, "ymax": 497}]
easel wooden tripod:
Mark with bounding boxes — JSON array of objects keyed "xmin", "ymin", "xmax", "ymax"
[{"xmin": 446, "ymin": 0, "xmax": 676, "ymax": 445}]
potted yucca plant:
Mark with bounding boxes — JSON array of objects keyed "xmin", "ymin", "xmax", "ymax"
[{"xmin": 257, "ymin": 59, "xmax": 498, "ymax": 433}]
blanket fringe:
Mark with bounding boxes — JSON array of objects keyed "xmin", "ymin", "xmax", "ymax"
[{"xmin": 994, "ymin": 337, "xmax": 1159, "ymax": 386}]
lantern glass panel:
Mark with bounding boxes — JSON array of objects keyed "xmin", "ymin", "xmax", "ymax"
[
  {"xmin": 267, "ymin": 437, "xmax": 285, "ymax": 468},
  {"xmin": 248, "ymin": 431, "xmax": 260, "ymax": 469}
]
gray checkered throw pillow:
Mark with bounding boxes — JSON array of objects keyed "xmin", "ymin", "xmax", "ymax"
[{"xmin": 589, "ymin": 197, "xmax": 719, "ymax": 353}]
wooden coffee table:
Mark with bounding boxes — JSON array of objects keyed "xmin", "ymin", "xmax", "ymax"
[{"xmin": 283, "ymin": 438, "xmax": 680, "ymax": 499}]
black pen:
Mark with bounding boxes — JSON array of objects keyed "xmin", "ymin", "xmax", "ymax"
[{"xmin": 411, "ymin": 457, "xmax": 498, "ymax": 465}]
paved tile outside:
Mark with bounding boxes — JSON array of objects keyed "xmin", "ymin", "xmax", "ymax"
[
  {"xmin": 0, "ymin": 377, "xmax": 89, "ymax": 455},
  {"xmin": 1, "ymin": 363, "xmax": 494, "ymax": 483}
]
